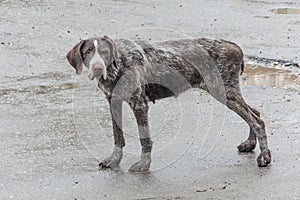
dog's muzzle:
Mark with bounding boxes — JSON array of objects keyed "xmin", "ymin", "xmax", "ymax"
[{"xmin": 88, "ymin": 64, "xmax": 103, "ymax": 80}]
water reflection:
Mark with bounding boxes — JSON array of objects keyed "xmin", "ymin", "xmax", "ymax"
[
  {"xmin": 241, "ymin": 64, "xmax": 298, "ymax": 88},
  {"xmin": 271, "ymin": 8, "xmax": 300, "ymax": 14}
]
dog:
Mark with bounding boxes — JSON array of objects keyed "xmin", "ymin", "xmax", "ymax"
[{"xmin": 66, "ymin": 35, "xmax": 271, "ymax": 172}]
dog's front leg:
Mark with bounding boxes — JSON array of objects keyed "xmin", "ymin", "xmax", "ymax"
[
  {"xmin": 128, "ymin": 98, "xmax": 152, "ymax": 172},
  {"xmin": 99, "ymin": 99, "xmax": 125, "ymax": 169}
]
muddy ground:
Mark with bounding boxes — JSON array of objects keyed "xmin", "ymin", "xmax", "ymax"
[{"xmin": 0, "ymin": 0, "xmax": 300, "ymax": 199}]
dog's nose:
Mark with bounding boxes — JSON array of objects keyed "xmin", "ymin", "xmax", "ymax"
[
  {"xmin": 94, "ymin": 67, "xmax": 102, "ymax": 74},
  {"xmin": 93, "ymin": 67, "xmax": 104, "ymax": 80}
]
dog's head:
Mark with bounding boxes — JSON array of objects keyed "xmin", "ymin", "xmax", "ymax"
[{"xmin": 66, "ymin": 36, "xmax": 117, "ymax": 80}]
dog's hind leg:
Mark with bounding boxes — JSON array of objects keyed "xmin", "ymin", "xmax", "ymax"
[
  {"xmin": 99, "ymin": 99, "xmax": 125, "ymax": 169},
  {"xmin": 237, "ymin": 127, "xmax": 257, "ymax": 152},
  {"xmin": 237, "ymin": 105, "xmax": 260, "ymax": 152},
  {"xmin": 226, "ymin": 90, "xmax": 271, "ymax": 167}
]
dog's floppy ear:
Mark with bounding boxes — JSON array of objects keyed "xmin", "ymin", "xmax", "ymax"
[
  {"xmin": 66, "ymin": 40, "xmax": 85, "ymax": 75},
  {"xmin": 103, "ymin": 35, "xmax": 118, "ymax": 63}
]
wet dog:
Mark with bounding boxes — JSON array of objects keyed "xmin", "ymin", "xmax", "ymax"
[{"xmin": 66, "ymin": 36, "xmax": 271, "ymax": 172}]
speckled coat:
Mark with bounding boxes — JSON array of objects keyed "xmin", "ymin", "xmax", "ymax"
[{"xmin": 66, "ymin": 36, "xmax": 271, "ymax": 172}]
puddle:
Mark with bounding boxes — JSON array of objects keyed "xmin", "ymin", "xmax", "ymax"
[
  {"xmin": 255, "ymin": 15, "xmax": 270, "ymax": 18},
  {"xmin": 289, "ymin": 21, "xmax": 300, "ymax": 25},
  {"xmin": 16, "ymin": 72, "xmax": 72, "ymax": 82},
  {"xmin": 33, "ymin": 83, "xmax": 77, "ymax": 94},
  {"xmin": 241, "ymin": 64, "xmax": 298, "ymax": 88},
  {"xmin": 0, "ymin": 83, "xmax": 77, "ymax": 96},
  {"xmin": 271, "ymin": 8, "xmax": 300, "ymax": 14}
]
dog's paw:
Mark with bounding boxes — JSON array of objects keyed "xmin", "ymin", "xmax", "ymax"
[
  {"xmin": 257, "ymin": 149, "xmax": 271, "ymax": 167},
  {"xmin": 237, "ymin": 139, "xmax": 257, "ymax": 152},
  {"xmin": 99, "ymin": 157, "xmax": 121, "ymax": 169},
  {"xmin": 128, "ymin": 160, "xmax": 151, "ymax": 173},
  {"xmin": 128, "ymin": 153, "xmax": 151, "ymax": 173},
  {"xmin": 99, "ymin": 146, "xmax": 123, "ymax": 169}
]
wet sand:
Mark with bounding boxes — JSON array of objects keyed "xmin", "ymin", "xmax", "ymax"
[{"xmin": 0, "ymin": 0, "xmax": 300, "ymax": 199}]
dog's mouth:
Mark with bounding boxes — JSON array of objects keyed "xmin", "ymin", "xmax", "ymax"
[
  {"xmin": 88, "ymin": 70, "xmax": 101, "ymax": 80},
  {"xmin": 88, "ymin": 66, "xmax": 107, "ymax": 81}
]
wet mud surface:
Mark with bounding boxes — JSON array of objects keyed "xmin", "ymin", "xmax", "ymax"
[{"xmin": 0, "ymin": 0, "xmax": 300, "ymax": 199}]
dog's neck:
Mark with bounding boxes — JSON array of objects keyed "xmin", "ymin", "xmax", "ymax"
[{"xmin": 97, "ymin": 60, "xmax": 121, "ymax": 97}]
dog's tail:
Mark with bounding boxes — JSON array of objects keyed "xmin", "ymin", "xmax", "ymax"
[{"xmin": 240, "ymin": 61, "xmax": 244, "ymax": 75}]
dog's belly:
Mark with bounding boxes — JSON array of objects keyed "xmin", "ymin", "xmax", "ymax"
[{"xmin": 145, "ymin": 83, "xmax": 175, "ymax": 102}]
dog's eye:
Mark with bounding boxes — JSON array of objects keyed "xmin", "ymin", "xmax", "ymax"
[
  {"xmin": 83, "ymin": 48, "xmax": 93, "ymax": 59},
  {"xmin": 86, "ymin": 48, "xmax": 93, "ymax": 54},
  {"xmin": 100, "ymin": 50, "xmax": 110, "ymax": 57}
]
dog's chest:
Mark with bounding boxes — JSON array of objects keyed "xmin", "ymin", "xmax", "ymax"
[{"xmin": 97, "ymin": 81, "xmax": 111, "ymax": 97}]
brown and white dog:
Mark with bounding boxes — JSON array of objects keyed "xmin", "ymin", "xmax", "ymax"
[{"xmin": 66, "ymin": 36, "xmax": 271, "ymax": 172}]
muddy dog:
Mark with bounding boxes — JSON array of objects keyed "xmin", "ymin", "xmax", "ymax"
[{"xmin": 66, "ymin": 36, "xmax": 271, "ymax": 172}]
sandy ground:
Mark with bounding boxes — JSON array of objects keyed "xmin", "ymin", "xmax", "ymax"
[{"xmin": 0, "ymin": 0, "xmax": 300, "ymax": 199}]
